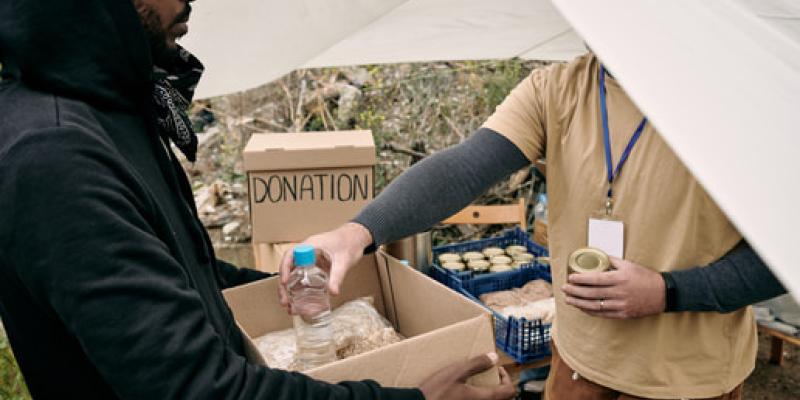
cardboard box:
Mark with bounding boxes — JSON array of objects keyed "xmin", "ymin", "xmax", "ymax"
[
  {"xmin": 243, "ymin": 131, "xmax": 375, "ymax": 243},
  {"xmin": 223, "ymin": 251, "xmax": 500, "ymax": 387},
  {"xmin": 252, "ymin": 242, "xmax": 297, "ymax": 274}
]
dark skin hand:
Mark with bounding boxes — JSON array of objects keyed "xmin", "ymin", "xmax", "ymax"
[
  {"xmin": 278, "ymin": 222, "xmax": 373, "ymax": 314},
  {"xmin": 420, "ymin": 352, "xmax": 517, "ymax": 400},
  {"xmin": 562, "ymin": 256, "xmax": 666, "ymax": 319}
]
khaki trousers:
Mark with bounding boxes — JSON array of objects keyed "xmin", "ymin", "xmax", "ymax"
[{"xmin": 544, "ymin": 343, "xmax": 743, "ymax": 400}]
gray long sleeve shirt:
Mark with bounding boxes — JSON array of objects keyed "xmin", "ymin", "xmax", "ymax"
[{"xmin": 354, "ymin": 128, "xmax": 786, "ymax": 313}]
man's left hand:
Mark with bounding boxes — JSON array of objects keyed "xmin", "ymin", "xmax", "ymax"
[{"xmin": 562, "ymin": 257, "xmax": 665, "ymax": 319}]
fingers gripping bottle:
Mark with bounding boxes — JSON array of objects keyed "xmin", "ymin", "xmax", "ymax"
[{"xmin": 288, "ymin": 245, "xmax": 336, "ymax": 369}]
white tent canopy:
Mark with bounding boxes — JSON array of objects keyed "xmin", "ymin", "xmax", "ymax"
[
  {"xmin": 182, "ymin": 0, "xmax": 800, "ymax": 300},
  {"xmin": 182, "ymin": 0, "xmax": 586, "ymax": 98},
  {"xmin": 552, "ymin": 0, "xmax": 800, "ymax": 300}
]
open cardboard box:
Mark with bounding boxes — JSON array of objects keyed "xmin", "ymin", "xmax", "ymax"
[
  {"xmin": 252, "ymin": 242, "xmax": 297, "ymax": 274},
  {"xmin": 223, "ymin": 251, "xmax": 500, "ymax": 387}
]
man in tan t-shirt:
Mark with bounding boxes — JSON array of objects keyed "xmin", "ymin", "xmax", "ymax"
[
  {"xmin": 481, "ymin": 53, "xmax": 752, "ymax": 399},
  {"xmin": 281, "ymin": 53, "xmax": 786, "ymax": 399}
]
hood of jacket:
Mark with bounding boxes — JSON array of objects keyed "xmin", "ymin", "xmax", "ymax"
[{"xmin": 0, "ymin": 0, "xmax": 154, "ymax": 111}]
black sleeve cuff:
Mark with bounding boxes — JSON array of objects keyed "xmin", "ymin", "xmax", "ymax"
[
  {"xmin": 348, "ymin": 217, "xmax": 379, "ymax": 254},
  {"xmin": 660, "ymin": 271, "xmax": 678, "ymax": 312},
  {"xmin": 363, "ymin": 241, "xmax": 378, "ymax": 255},
  {"xmin": 380, "ymin": 387, "xmax": 426, "ymax": 400},
  {"xmin": 352, "ymin": 206, "xmax": 391, "ymax": 248},
  {"xmin": 339, "ymin": 379, "xmax": 425, "ymax": 400}
]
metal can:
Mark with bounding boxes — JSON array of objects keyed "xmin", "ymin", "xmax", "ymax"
[
  {"xmin": 512, "ymin": 252, "xmax": 535, "ymax": 264},
  {"xmin": 438, "ymin": 253, "xmax": 461, "ymax": 264},
  {"xmin": 462, "ymin": 251, "xmax": 485, "ymax": 262},
  {"xmin": 482, "ymin": 247, "xmax": 505, "ymax": 258},
  {"xmin": 467, "ymin": 259, "xmax": 491, "ymax": 274},
  {"xmin": 442, "ymin": 261, "xmax": 466, "ymax": 272},
  {"xmin": 489, "ymin": 255, "xmax": 512, "ymax": 265},
  {"xmin": 537, "ymin": 256, "xmax": 551, "ymax": 265},
  {"xmin": 385, "ymin": 231, "xmax": 432, "ymax": 272},
  {"xmin": 472, "ymin": 265, "xmax": 490, "ymax": 275},
  {"xmin": 505, "ymin": 245, "xmax": 528, "ymax": 256},
  {"xmin": 568, "ymin": 247, "xmax": 610, "ymax": 274},
  {"xmin": 511, "ymin": 261, "xmax": 526, "ymax": 269},
  {"xmin": 490, "ymin": 263, "xmax": 513, "ymax": 273}
]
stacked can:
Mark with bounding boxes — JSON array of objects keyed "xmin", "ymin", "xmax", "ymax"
[{"xmin": 437, "ymin": 243, "xmax": 538, "ymax": 275}]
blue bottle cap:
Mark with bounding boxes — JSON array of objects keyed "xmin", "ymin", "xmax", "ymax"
[
  {"xmin": 537, "ymin": 193, "xmax": 548, "ymax": 205},
  {"xmin": 293, "ymin": 244, "xmax": 316, "ymax": 267}
]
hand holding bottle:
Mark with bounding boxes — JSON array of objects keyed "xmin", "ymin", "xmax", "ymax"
[{"xmin": 279, "ymin": 222, "xmax": 373, "ymax": 313}]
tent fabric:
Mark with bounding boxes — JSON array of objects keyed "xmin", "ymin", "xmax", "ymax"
[
  {"xmin": 181, "ymin": 0, "xmax": 407, "ymax": 99},
  {"xmin": 550, "ymin": 0, "xmax": 800, "ymax": 300},
  {"xmin": 181, "ymin": 0, "xmax": 584, "ymax": 98},
  {"xmin": 302, "ymin": 0, "xmax": 585, "ymax": 68},
  {"xmin": 182, "ymin": 0, "xmax": 800, "ymax": 299}
]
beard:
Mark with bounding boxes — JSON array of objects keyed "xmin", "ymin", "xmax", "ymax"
[{"xmin": 133, "ymin": 0, "xmax": 180, "ymax": 66}]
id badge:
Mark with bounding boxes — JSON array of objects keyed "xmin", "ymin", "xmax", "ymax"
[{"xmin": 588, "ymin": 213, "xmax": 624, "ymax": 258}]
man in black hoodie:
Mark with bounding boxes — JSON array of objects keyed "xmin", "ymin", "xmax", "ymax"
[{"xmin": 0, "ymin": 1, "xmax": 515, "ymax": 399}]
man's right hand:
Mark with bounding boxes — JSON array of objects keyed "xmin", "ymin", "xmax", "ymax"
[
  {"xmin": 278, "ymin": 222, "xmax": 373, "ymax": 312},
  {"xmin": 420, "ymin": 352, "xmax": 517, "ymax": 400}
]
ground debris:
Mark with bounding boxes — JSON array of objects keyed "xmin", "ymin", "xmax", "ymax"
[{"xmin": 179, "ymin": 60, "xmax": 552, "ymax": 246}]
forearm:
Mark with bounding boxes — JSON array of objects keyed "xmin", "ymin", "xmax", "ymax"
[
  {"xmin": 667, "ymin": 241, "xmax": 786, "ymax": 313},
  {"xmin": 216, "ymin": 258, "xmax": 272, "ymax": 289},
  {"xmin": 353, "ymin": 128, "xmax": 530, "ymax": 246}
]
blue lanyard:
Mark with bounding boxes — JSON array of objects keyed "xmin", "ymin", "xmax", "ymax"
[{"xmin": 599, "ymin": 65, "xmax": 647, "ymax": 213}]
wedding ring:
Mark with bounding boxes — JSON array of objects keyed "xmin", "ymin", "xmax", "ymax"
[{"xmin": 599, "ymin": 299, "xmax": 606, "ymax": 310}]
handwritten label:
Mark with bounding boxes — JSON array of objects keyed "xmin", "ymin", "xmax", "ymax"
[{"xmin": 252, "ymin": 173, "xmax": 371, "ymax": 203}]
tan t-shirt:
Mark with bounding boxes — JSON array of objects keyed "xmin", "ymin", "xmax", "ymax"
[{"xmin": 483, "ymin": 53, "xmax": 756, "ymax": 398}]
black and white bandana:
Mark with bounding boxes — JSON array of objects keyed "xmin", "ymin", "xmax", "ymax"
[{"xmin": 152, "ymin": 46, "xmax": 204, "ymax": 162}]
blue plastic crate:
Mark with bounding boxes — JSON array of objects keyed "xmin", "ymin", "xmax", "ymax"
[
  {"xmin": 428, "ymin": 228, "xmax": 552, "ymax": 364},
  {"xmin": 460, "ymin": 267, "xmax": 552, "ymax": 364},
  {"xmin": 429, "ymin": 227, "xmax": 549, "ymax": 291}
]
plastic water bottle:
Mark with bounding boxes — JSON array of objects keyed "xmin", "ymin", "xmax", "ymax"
[
  {"xmin": 533, "ymin": 193, "xmax": 548, "ymax": 223},
  {"xmin": 288, "ymin": 244, "xmax": 336, "ymax": 369},
  {"xmin": 533, "ymin": 193, "xmax": 548, "ymax": 247}
]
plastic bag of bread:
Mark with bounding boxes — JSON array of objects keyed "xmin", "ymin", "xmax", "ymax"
[
  {"xmin": 329, "ymin": 297, "xmax": 403, "ymax": 359},
  {"xmin": 253, "ymin": 297, "xmax": 403, "ymax": 371},
  {"xmin": 479, "ymin": 290, "xmax": 524, "ymax": 312},
  {"xmin": 500, "ymin": 297, "xmax": 556, "ymax": 323},
  {"xmin": 515, "ymin": 279, "xmax": 553, "ymax": 303},
  {"xmin": 254, "ymin": 328, "xmax": 296, "ymax": 370}
]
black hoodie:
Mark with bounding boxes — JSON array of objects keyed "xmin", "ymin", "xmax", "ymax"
[{"xmin": 0, "ymin": 1, "xmax": 421, "ymax": 399}]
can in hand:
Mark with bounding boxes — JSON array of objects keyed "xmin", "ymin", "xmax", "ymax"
[{"xmin": 568, "ymin": 247, "xmax": 610, "ymax": 274}]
